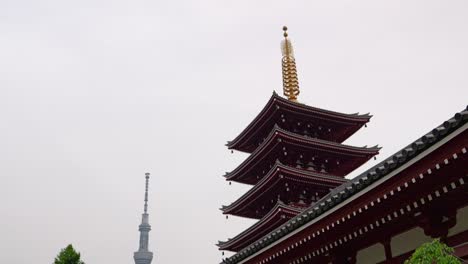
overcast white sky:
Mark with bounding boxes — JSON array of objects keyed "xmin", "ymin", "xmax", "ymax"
[{"xmin": 1, "ymin": 1, "xmax": 467, "ymax": 263}]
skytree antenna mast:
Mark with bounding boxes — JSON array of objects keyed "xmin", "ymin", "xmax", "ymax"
[{"xmin": 134, "ymin": 173, "xmax": 154, "ymax": 264}]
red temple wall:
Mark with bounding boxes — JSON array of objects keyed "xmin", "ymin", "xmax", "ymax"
[{"xmin": 357, "ymin": 204, "xmax": 468, "ymax": 264}]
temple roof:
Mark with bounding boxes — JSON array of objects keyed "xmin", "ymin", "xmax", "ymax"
[
  {"xmin": 221, "ymin": 106, "xmax": 468, "ymax": 264},
  {"xmin": 225, "ymin": 125, "xmax": 380, "ymax": 184},
  {"xmin": 227, "ymin": 92, "xmax": 372, "ymax": 153},
  {"xmin": 221, "ymin": 161, "xmax": 347, "ymax": 219},
  {"xmin": 218, "ymin": 201, "xmax": 302, "ymax": 252}
]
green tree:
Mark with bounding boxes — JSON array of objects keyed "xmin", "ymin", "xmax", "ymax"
[
  {"xmin": 53, "ymin": 244, "xmax": 85, "ymax": 264},
  {"xmin": 405, "ymin": 239, "xmax": 460, "ymax": 264}
]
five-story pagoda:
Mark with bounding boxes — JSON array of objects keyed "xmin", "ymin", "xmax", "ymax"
[{"xmin": 218, "ymin": 27, "xmax": 380, "ymax": 255}]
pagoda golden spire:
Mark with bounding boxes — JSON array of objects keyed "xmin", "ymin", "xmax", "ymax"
[{"xmin": 281, "ymin": 26, "xmax": 300, "ymax": 102}]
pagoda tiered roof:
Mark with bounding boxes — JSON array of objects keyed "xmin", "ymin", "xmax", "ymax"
[
  {"xmin": 221, "ymin": 161, "xmax": 347, "ymax": 219},
  {"xmin": 218, "ymin": 201, "xmax": 302, "ymax": 252},
  {"xmin": 225, "ymin": 126, "xmax": 380, "ymax": 184},
  {"xmin": 227, "ymin": 92, "xmax": 372, "ymax": 153},
  {"xmin": 221, "ymin": 106, "xmax": 468, "ymax": 264}
]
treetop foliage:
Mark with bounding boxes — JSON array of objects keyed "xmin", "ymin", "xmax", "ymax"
[
  {"xmin": 405, "ymin": 239, "xmax": 460, "ymax": 264},
  {"xmin": 53, "ymin": 244, "xmax": 85, "ymax": 264}
]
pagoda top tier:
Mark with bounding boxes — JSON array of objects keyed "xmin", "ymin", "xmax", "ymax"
[{"xmin": 226, "ymin": 92, "xmax": 372, "ymax": 153}]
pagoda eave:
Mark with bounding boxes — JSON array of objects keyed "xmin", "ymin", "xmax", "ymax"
[
  {"xmin": 226, "ymin": 126, "xmax": 380, "ymax": 184},
  {"xmin": 222, "ymin": 162, "xmax": 347, "ymax": 219},
  {"xmin": 227, "ymin": 92, "xmax": 372, "ymax": 153},
  {"xmin": 218, "ymin": 202, "xmax": 302, "ymax": 252}
]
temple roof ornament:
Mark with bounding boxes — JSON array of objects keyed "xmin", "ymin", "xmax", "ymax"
[{"xmin": 281, "ymin": 26, "xmax": 300, "ymax": 102}]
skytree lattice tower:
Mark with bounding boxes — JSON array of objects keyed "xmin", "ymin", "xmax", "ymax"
[{"xmin": 134, "ymin": 173, "xmax": 154, "ymax": 264}]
